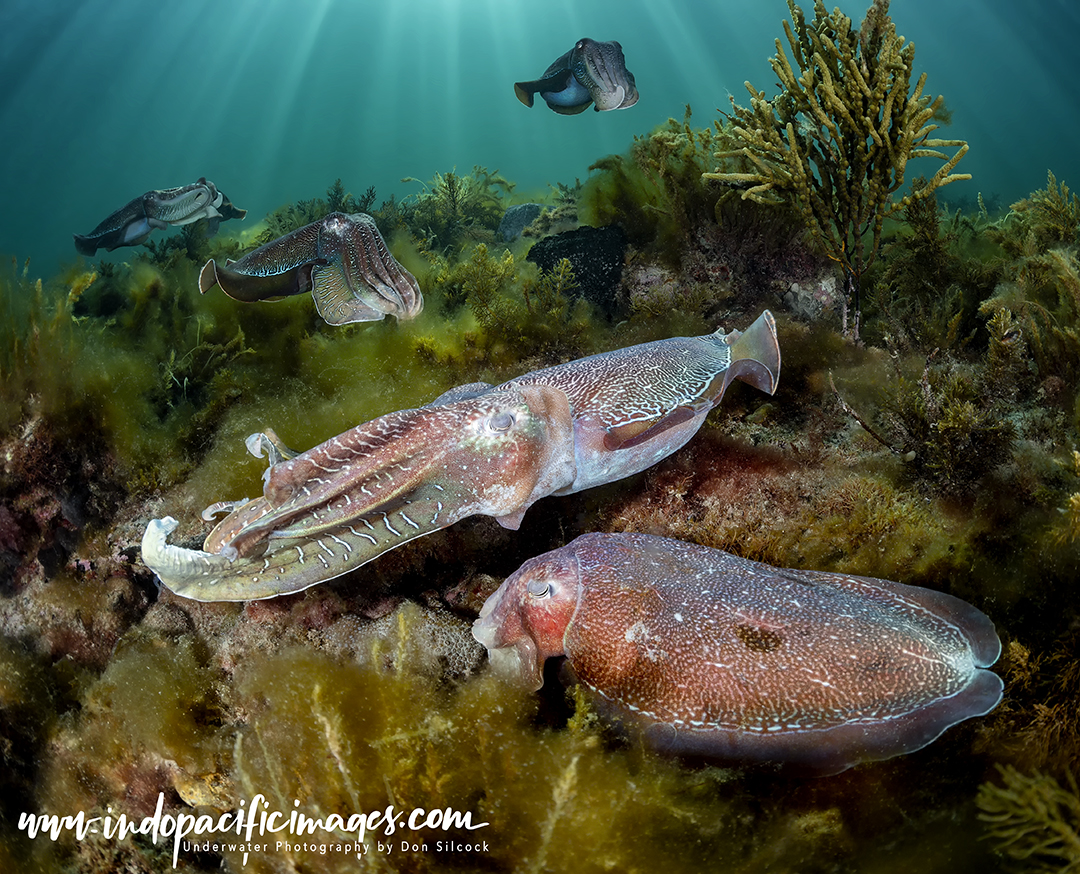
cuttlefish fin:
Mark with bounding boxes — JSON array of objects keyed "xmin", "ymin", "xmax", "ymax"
[
  {"xmin": 514, "ymin": 81, "xmax": 537, "ymax": 107},
  {"xmin": 73, "ymin": 234, "xmax": 100, "ymax": 257},
  {"xmin": 720, "ymin": 309, "xmax": 781, "ymax": 396},
  {"xmin": 495, "ymin": 507, "xmax": 530, "ymax": 530},
  {"xmin": 515, "ymin": 68, "xmax": 573, "ymax": 107},
  {"xmin": 600, "ymin": 310, "xmax": 780, "ymax": 452},
  {"xmin": 426, "ymin": 382, "xmax": 495, "ymax": 406},
  {"xmin": 548, "ymin": 101, "xmax": 592, "ymax": 116}
]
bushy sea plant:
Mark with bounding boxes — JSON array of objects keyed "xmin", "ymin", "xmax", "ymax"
[
  {"xmin": 402, "ymin": 165, "xmax": 513, "ymax": 254},
  {"xmin": 581, "ymin": 108, "xmax": 726, "ymax": 264}
]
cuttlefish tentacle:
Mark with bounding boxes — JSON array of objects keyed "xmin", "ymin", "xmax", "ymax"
[
  {"xmin": 199, "ymin": 212, "xmax": 423, "ymax": 325},
  {"xmin": 142, "ymin": 311, "xmax": 778, "ymax": 601},
  {"xmin": 142, "ymin": 515, "xmax": 430, "ymax": 603}
]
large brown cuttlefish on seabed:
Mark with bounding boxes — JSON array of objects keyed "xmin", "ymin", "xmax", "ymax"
[
  {"xmin": 473, "ymin": 532, "xmax": 1003, "ymax": 775},
  {"xmin": 141, "ymin": 311, "xmax": 780, "ymax": 601}
]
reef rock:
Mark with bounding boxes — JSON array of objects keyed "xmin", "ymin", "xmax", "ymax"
[
  {"xmin": 499, "ymin": 203, "xmax": 544, "ymax": 241},
  {"xmin": 526, "ymin": 225, "xmax": 628, "ymax": 317}
]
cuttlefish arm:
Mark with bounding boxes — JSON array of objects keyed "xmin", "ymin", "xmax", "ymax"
[
  {"xmin": 141, "ymin": 386, "xmax": 576, "ymax": 601},
  {"xmin": 73, "ymin": 178, "xmax": 235, "ymax": 256},
  {"xmin": 199, "ymin": 212, "xmax": 423, "ymax": 325}
]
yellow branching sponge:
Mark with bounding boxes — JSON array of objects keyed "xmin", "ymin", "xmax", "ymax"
[{"xmin": 705, "ymin": 0, "xmax": 969, "ymax": 338}]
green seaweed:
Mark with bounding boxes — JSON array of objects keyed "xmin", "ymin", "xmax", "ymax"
[
  {"xmin": 1001, "ymin": 170, "xmax": 1080, "ymax": 251},
  {"xmin": 881, "ymin": 357, "xmax": 1016, "ymax": 495},
  {"xmin": 977, "ymin": 764, "xmax": 1080, "ymax": 873},
  {"xmin": 421, "ymin": 243, "xmax": 596, "ymax": 371},
  {"xmin": 402, "ymin": 166, "xmax": 513, "ymax": 254},
  {"xmin": 582, "ymin": 108, "xmax": 818, "ymax": 307},
  {"xmin": 581, "ymin": 107, "xmax": 726, "ymax": 265},
  {"xmin": 707, "ymin": 0, "xmax": 970, "ymax": 338}
]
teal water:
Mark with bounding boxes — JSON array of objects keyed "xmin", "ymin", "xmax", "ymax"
[{"xmin": 1, "ymin": 0, "xmax": 1077, "ymax": 269}]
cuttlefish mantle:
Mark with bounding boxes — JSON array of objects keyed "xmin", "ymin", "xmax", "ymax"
[{"xmin": 142, "ymin": 311, "xmax": 779, "ymax": 601}]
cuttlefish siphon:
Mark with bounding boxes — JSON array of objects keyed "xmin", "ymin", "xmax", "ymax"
[
  {"xmin": 198, "ymin": 212, "xmax": 422, "ymax": 325},
  {"xmin": 473, "ymin": 532, "xmax": 1003, "ymax": 775},
  {"xmin": 73, "ymin": 178, "xmax": 246, "ymax": 256},
  {"xmin": 515, "ymin": 38, "xmax": 638, "ymax": 114},
  {"xmin": 141, "ymin": 311, "xmax": 780, "ymax": 601}
]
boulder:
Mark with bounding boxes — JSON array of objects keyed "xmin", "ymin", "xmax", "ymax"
[
  {"xmin": 526, "ymin": 225, "xmax": 628, "ymax": 317},
  {"xmin": 498, "ymin": 203, "xmax": 544, "ymax": 241}
]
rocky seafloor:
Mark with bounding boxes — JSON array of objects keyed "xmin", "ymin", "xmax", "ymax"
[{"xmin": 2, "ymin": 166, "xmax": 1080, "ymax": 873}]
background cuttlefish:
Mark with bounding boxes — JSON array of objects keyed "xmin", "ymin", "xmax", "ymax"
[
  {"xmin": 198, "ymin": 212, "xmax": 423, "ymax": 325},
  {"xmin": 73, "ymin": 178, "xmax": 246, "ymax": 256},
  {"xmin": 473, "ymin": 532, "xmax": 1003, "ymax": 775},
  {"xmin": 515, "ymin": 38, "xmax": 638, "ymax": 114},
  {"xmin": 141, "ymin": 311, "xmax": 780, "ymax": 601}
]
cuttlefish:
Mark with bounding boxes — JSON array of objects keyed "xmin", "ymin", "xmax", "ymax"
[
  {"xmin": 198, "ymin": 212, "xmax": 423, "ymax": 325},
  {"xmin": 473, "ymin": 532, "xmax": 1003, "ymax": 775},
  {"xmin": 141, "ymin": 311, "xmax": 780, "ymax": 601},
  {"xmin": 73, "ymin": 178, "xmax": 246, "ymax": 256},
  {"xmin": 515, "ymin": 38, "xmax": 638, "ymax": 114}
]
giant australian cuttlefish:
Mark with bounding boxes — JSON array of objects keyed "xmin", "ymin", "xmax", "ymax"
[
  {"xmin": 141, "ymin": 311, "xmax": 780, "ymax": 601},
  {"xmin": 74, "ymin": 178, "xmax": 246, "ymax": 256},
  {"xmin": 515, "ymin": 38, "xmax": 638, "ymax": 114},
  {"xmin": 198, "ymin": 212, "xmax": 423, "ymax": 325},
  {"xmin": 474, "ymin": 532, "xmax": 1003, "ymax": 774}
]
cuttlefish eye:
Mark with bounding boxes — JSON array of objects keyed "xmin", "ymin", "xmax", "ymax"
[
  {"xmin": 487, "ymin": 411, "xmax": 515, "ymax": 433},
  {"xmin": 527, "ymin": 578, "xmax": 552, "ymax": 598}
]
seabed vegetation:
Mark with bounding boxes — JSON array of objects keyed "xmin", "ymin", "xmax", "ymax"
[{"xmin": 2, "ymin": 1, "xmax": 1079, "ymax": 871}]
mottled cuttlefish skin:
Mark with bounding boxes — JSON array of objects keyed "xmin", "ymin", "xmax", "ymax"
[
  {"xmin": 472, "ymin": 532, "xmax": 1003, "ymax": 775},
  {"xmin": 198, "ymin": 212, "xmax": 423, "ymax": 325},
  {"xmin": 141, "ymin": 311, "xmax": 779, "ymax": 601}
]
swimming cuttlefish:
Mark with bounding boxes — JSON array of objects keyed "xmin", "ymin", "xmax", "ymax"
[
  {"xmin": 198, "ymin": 212, "xmax": 423, "ymax": 325},
  {"xmin": 473, "ymin": 532, "xmax": 1003, "ymax": 775},
  {"xmin": 141, "ymin": 311, "xmax": 780, "ymax": 601},
  {"xmin": 73, "ymin": 178, "xmax": 246, "ymax": 256},
  {"xmin": 515, "ymin": 38, "xmax": 638, "ymax": 114}
]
